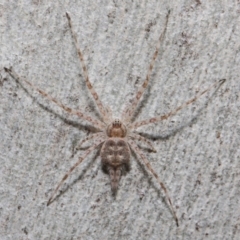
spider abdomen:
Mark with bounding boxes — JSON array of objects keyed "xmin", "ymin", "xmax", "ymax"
[{"xmin": 101, "ymin": 138, "xmax": 130, "ymax": 192}]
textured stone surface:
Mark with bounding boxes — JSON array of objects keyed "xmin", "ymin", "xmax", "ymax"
[{"xmin": 0, "ymin": 1, "xmax": 239, "ymax": 239}]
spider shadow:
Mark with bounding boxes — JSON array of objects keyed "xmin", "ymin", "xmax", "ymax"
[
  {"xmin": 11, "ymin": 75, "xmax": 100, "ymax": 134},
  {"xmin": 130, "ymin": 82, "xmax": 224, "ymax": 215},
  {"xmin": 130, "ymin": 148, "xmax": 168, "ymax": 207},
  {"xmin": 136, "ymin": 80, "xmax": 224, "ymax": 141},
  {"xmin": 132, "ymin": 80, "xmax": 151, "ymax": 122},
  {"xmin": 129, "ymin": 71, "xmax": 158, "ymax": 124},
  {"xmin": 50, "ymin": 145, "xmax": 103, "ymax": 204},
  {"xmin": 6, "ymin": 71, "xmax": 108, "ymax": 204},
  {"xmin": 128, "ymin": 29, "xmax": 167, "ymax": 124}
]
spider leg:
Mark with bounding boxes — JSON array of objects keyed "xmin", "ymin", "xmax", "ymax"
[
  {"xmin": 128, "ymin": 139, "xmax": 179, "ymax": 226},
  {"xmin": 4, "ymin": 67, "xmax": 105, "ymax": 130},
  {"xmin": 130, "ymin": 79, "xmax": 226, "ymax": 130},
  {"xmin": 47, "ymin": 137, "xmax": 105, "ymax": 206},
  {"xmin": 66, "ymin": 13, "xmax": 110, "ymax": 124},
  {"xmin": 122, "ymin": 10, "xmax": 170, "ymax": 123},
  {"xmin": 75, "ymin": 132, "xmax": 105, "ymax": 152},
  {"xmin": 129, "ymin": 132, "xmax": 156, "ymax": 152}
]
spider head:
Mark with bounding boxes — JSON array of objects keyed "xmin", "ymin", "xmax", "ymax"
[{"xmin": 107, "ymin": 119, "xmax": 127, "ymax": 137}]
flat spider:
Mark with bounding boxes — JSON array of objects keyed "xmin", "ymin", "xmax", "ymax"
[{"xmin": 5, "ymin": 11, "xmax": 225, "ymax": 227}]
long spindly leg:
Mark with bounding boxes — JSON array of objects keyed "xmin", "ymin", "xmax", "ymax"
[
  {"xmin": 129, "ymin": 132, "xmax": 156, "ymax": 152},
  {"xmin": 75, "ymin": 132, "xmax": 105, "ymax": 152},
  {"xmin": 4, "ymin": 67, "xmax": 105, "ymax": 130},
  {"xmin": 121, "ymin": 11, "xmax": 170, "ymax": 124},
  {"xmin": 47, "ymin": 137, "xmax": 105, "ymax": 206},
  {"xmin": 128, "ymin": 139, "xmax": 179, "ymax": 226},
  {"xmin": 66, "ymin": 13, "xmax": 110, "ymax": 123},
  {"xmin": 130, "ymin": 79, "xmax": 226, "ymax": 130}
]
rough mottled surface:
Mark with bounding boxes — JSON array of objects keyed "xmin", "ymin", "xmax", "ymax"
[{"xmin": 0, "ymin": 1, "xmax": 239, "ymax": 239}]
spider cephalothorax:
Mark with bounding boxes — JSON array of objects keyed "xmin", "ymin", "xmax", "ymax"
[
  {"xmin": 106, "ymin": 119, "xmax": 127, "ymax": 137},
  {"xmin": 5, "ymin": 11, "xmax": 226, "ymax": 227}
]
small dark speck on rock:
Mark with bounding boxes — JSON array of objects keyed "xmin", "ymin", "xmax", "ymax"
[{"xmin": 22, "ymin": 227, "xmax": 28, "ymax": 235}]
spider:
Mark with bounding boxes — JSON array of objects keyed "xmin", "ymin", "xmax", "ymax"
[{"xmin": 4, "ymin": 11, "xmax": 225, "ymax": 227}]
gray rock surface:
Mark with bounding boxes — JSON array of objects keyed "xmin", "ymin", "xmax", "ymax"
[{"xmin": 0, "ymin": 1, "xmax": 239, "ymax": 239}]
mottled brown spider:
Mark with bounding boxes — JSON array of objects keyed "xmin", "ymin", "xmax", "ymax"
[{"xmin": 5, "ymin": 11, "xmax": 225, "ymax": 227}]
